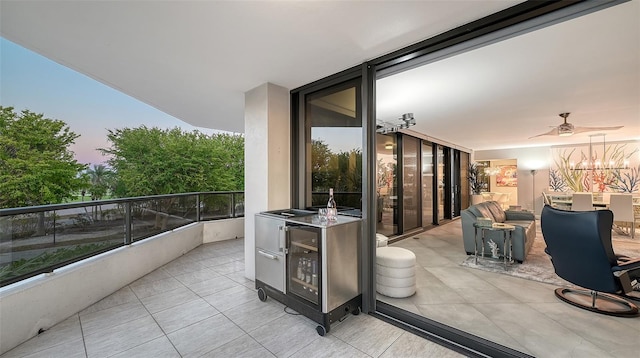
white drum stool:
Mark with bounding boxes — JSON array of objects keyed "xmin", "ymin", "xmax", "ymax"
[
  {"xmin": 376, "ymin": 247, "xmax": 416, "ymax": 298},
  {"xmin": 376, "ymin": 233, "xmax": 389, "ymax": 247}
]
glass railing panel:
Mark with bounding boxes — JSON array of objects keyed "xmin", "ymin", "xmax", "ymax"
[
  {"xmin": 173, "ymin": 194, "xmax": 198, "ymax": 222},
  {"xmin": 130, "ymin": 197, "xmax": 195, "ymax": 242},
  {"xmin": 200, "ymin": 192, "xmax": 233, "ymax": 220},
  {"xmin": 0, "ymin": 191, "xmax": 243, "ymax": 286},
  {"xmin": 233, "ymin": 193, "xmax": 245, "ymax": 217},
  {"xmin": 0, "ymin": 206, "xmax": 125, "ymax": 287}
]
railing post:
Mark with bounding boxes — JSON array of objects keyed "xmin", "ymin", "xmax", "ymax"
[
  {"xmin": 52, "ymin": 210, "xmax": 56, "ymax": 245},
  {"xmin": 125, "ymin": 202, "xmax": 132, "ymax": 244},
  {"xmin": 196, "ymin": 194, "xmax": 201, "ymax": 222}
]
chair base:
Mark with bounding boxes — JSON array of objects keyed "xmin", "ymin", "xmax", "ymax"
[{"xmin": 554, "ymin": 288, "xmax": 639, "ymax": 317}]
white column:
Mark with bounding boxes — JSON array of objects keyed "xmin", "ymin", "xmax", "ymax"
[{"xmin": 244, "ymin": 83, "xmax": 290, "ymax": 280}]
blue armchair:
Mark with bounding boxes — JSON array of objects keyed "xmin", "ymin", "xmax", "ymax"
[{"xmin": 541, "ymin": 205, "xmax": 640, "ymax": 317}]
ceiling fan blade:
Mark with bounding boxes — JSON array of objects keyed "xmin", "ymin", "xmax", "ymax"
[
  {"xmin": 573, "ymin": 125, "xmax": 624, "ymax": 134},
  {"xmin": 528, "ymin": 127, "xmax": 558, "ymax": 139}
]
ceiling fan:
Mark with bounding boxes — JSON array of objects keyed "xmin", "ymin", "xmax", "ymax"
[{"xmin": 528, "ymin": 112, "xmax": 623, "ymax": 139}]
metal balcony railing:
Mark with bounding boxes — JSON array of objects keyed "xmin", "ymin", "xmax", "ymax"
[{"xmin": 0, "ymin": 191, "xmax": 244, "ymax": 287}]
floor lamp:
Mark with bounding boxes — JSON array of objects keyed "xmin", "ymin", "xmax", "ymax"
[{"xmin": 531, "ymin": 170, "xmax": 537, "ymax": 213}]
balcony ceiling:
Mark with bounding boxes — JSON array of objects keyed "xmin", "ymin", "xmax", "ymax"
[{"xmin": 1, "ymin": 1, "xmax": 638, "ymax": 151}]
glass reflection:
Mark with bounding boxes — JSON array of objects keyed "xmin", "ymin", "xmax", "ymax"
[
  {"xmin": 376, "ymin": 133, "xmax": 398, "ymax": 236},
  {"xmin": 306, "ymin": 84, "xmax": 362, "ymax": 210}
]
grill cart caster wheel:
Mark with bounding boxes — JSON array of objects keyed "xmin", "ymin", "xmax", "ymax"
[
  {"xmin": 257, "ymin": 287, "xmax": 267, "ymax": 302},
  {"xmin": 352, "ymin": 306, "xmax": 361, "ymax": 315},
  {"xmin": 316, "ymin": 325, "xmax": 326, "ymax": 336}
]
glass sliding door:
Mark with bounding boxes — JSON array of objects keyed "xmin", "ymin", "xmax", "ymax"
[
  {"xmin": 376, "ymin": 134, "xmax": 398, "ymax": 236},
  {"xmin": 402, "ymin": 135, "xmax": 420, "ymax": 231},
  {"xmin": 460, "ymin": 151, "xmax": 470, "ymax": 210},
  {"xmin": 421, "ymin": 141, "xmax": 434, "ymax": 227},
  {"xmin": 304, "ymin": 81, "xmax": 362, "ymax": 211},
  {"xmin": 436, "ymin": 145, "xmax": 445, "ymax": 223}
]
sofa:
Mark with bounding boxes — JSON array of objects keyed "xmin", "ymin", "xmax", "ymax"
[{"xmin": 461, "ymin": 201, "xmax": 536, "ymax": 263}]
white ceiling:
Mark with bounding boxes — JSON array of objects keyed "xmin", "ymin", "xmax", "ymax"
[
  {"xmin": 377, "ymin": 0, "xmax": 640, "ymax": 150},
  {"xmin": 1, "ymin": 1, "xmax": 638, "ymax": 151}
]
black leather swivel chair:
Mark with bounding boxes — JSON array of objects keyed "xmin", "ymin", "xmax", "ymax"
[{"xmin": 540, "ymin": 205, "xmax": 640, "ymax": 317}]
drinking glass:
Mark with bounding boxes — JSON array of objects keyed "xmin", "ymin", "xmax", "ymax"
[{"xmin": 318, "ymin": 208, "xmax": 327, "ymax": 222}]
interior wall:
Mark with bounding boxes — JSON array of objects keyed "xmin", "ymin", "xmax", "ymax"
[
  {"xmin": 487, "ymin": 159, "xmax": 518, "ymax": 207},
  {"xmin": 474, "ymin": 147, "xmax": 551, "ymax": 215}
]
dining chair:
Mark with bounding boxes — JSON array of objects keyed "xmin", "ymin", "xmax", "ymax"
[
  {"xmin": 571, "ymin": 192, "xmax": 594, "ymax": 211},
  {"xmin": 609, "ymin": 194, "xmax": 635, "ymax": 238}
]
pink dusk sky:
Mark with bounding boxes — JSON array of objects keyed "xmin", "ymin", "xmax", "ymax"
[{"xmin": 1, "ymin": 38, "xmax": 221, "ymax": 167}]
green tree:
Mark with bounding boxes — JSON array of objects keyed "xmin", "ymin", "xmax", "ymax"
[
  {"xmin": 86, "ymin": 164, "xmax": 114, "ymax": 200},
  {"xmin": 0, "ymin": 107, "xmax": 87, "ymax": 208},
  {"xmin": 100, "ymin": 126, "xmax": 244, "ymax": 197}
]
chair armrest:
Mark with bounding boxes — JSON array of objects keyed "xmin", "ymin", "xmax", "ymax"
[
  {"xmin": 614, "ymin": 257, "xmax": 640, "ymax": 271},
  {"xmin": 505, "ymin": 210, "xmax": 535, "ymax": 221},
  {"xmin": 613, "ymin": 258, "xmax": 640, "ymax": 294}
]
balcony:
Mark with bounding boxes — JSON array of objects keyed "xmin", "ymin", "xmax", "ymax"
[
  {"xmin": 0, "ymin": 193, "xmax": 463, "ymax": 357},
  {"xmin": 0, "ymin": 192, "xmax": 245, "ymax": 354}
]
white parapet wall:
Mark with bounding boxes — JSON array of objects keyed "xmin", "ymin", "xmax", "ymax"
[
  {"xmin": 203, "ymin": 217, "xmax": 244, "ymax": 243},
  {"xmin": 0, "ymin": 222, "xmax": 203, "ymax": 355}
]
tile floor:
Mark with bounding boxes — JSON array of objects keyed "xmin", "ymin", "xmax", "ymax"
[
  {"xmin": 1, "ymin": 237, "xmax": 464, "ymax": 358},
  {"xmin": 381, "ymin": 219, "xmax": 640, "ymax": 357}
]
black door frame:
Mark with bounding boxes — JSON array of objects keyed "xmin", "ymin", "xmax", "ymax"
[{"xmin": 292, "ymin": 1, "xmax": 626, "ymax": 356}]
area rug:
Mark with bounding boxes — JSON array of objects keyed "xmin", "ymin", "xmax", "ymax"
[{"xmin": 460, "ymin": 228, "xmax": 640, "ymax": 287}]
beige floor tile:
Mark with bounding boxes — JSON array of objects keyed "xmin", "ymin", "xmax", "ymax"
[
  {"xmin": 202, "ymin": 285, "xmax": 257, "ymax": 312},
  {"xmin": 453, "ymin": 286, "xmax": 520, "ymax": 304},
  {"xmin": 249, "ymin": 314, "xmax": 319, "ymax": 357},
  {"xmin": 0, "ymin": 315, "xmax": 83, "ymax": 358},
  {"xmin": 183, "ymin": 275, "xmax": 240, "ymax": 297},
  {"xmin": 290, "ymin": 334, "xmax": 371, "ymax": 358},
  {"xmin": 223, "ymin": 298, "xmax": 286, "ymax": 332},
  {"xmin": 13, "ymin": 339, "xmax": 85, "ymax": 358},
  {"xmin": 377, "ymin": 294, "xmax": 421, "ymax": 315},
  {"xmin": 140, "ymin": 285, "xmax": 200, "ymax": 313},
  {"xmin": 529, "ymin": 301, "xmax": 640, "ymax": 356},
  {"xmin": 330, "ymin": 313, "xmax": 404, "ymax": 357},
  {"xmin": 84, "ymin": 315, "xmax": 164, "ymax": 358},
  {"xmin": 210, "ymin": 260, "xmax": 245, "ymax": 275},
  {"xmin": 172, "ymin": 267, "xmax": 221, "ymax": 286},
  {"xmin": 80, "ymin": 301, "xmax": 150, "ymax": 336},
  {"xmin": 425, "ymin": 266, "xmax": 489, "ymax": 290},
  {"xmin": 79, "ymin": 286, "xmax": 139, "ymax": 315},
  {"xmin": 200, "ymin": 334, "xmax": 275, "ymax": 358},
  {"xmin": 109, "ymin": 336, "xmax": 180, "ymax": 358},
  {"xmin": 129, "ymin": 276, "xmax": 184, "ymax": 299},
  {"xmin": 129, "ymin": 267, "xmax": 172, "ymax": 286},
  {"xmin": 153, "ymin": 298, "xmax": 219, "ymax": 333},
  {"xmin": 474, "ymin": 302, "xmax": 612, "ymax": 357},
  {"xmin": 408, "ymin": 286, "xmax": 466, "ymax": 305},
  {"xmin": 198, "ymin": 255, "xmax": 236, "ymax": 268},
  {"xmin": 167, "ymin": 314, "xmax": 245, "ymax": 358},
  {"xmin": 162, "ymin": 259, "xmax": 209, "ymax": 277},
  {"xmin": 225, "ymin": 271, "xmax": 256, "ymax": 289},
  {"xmin": 380, "ymin": 331, "xmax": 465, "ymax": 358}
]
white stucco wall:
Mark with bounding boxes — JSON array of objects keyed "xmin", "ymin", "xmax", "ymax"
[
  {"xmin": 202, "ymin": 218, "xmax": 244, "ymax": 243},
  {"xmin": 0, "ymin": 223, "xmax": 202, "ymax": 355},
  {"xmin": 244, "ymin": 83, "xmax": 290, "ymax": 281}
]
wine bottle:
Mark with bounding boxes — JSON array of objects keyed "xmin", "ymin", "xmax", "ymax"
[{"xmin": 327, "ymin": 188, "xmax": 337, "ymax": 221}]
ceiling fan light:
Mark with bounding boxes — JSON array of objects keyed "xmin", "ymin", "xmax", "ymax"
[{"xmin": 558, "ymin": 130, "xmax": 573, "ymax": 137}]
